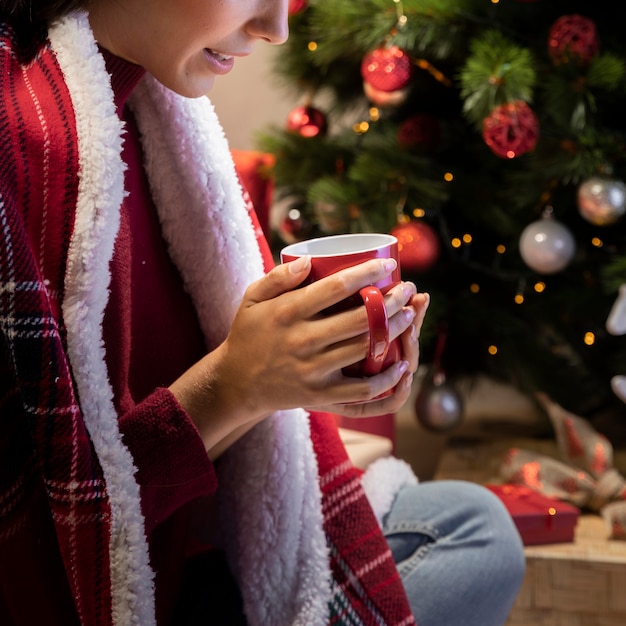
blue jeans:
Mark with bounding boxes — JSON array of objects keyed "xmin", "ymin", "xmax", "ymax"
[{"xmin": 382, "ymin": 480, "xmax": 526, "ymax": 626}]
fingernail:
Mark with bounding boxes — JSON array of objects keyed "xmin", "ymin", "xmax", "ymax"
[
  {"xmin": 423, "ymin": 292, "xmax": 431, "ymax": 310},
  {"xmin": 383, "ymin": 258, "xmax": 397, "ymax": 272},
  {"xmin": 289, "ymin": 255, "xmax": 311, "ymax": 274},
  {"xmin": 410, "ymin": 324, "xmax": 418, "ymax": 343},
  {"xmin": 403, "ymin": 371, "xmax": 414, "ymax": 388},
  {"xmin": 403, "ymin": 307, "xmax": 417, "ymax": 323},
  {"xmin": 398, "ymin": 360, "xmax": 409, "ymax": 374}
]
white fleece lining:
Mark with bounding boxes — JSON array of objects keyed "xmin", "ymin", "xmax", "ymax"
[
  {"xmin": 50, "ymin": 13, "xmax": 155, "ymax": 626},
  {"xmin": 361, "ymin": 456, "xmax": 419, "ymax": 527},
  {"xmin": 129, "ymin": 76, "xmax": 331, "ymax": 626},
  {"xmin": 48, "ymin": 11, "xmax": 330, "ymax": 625}
]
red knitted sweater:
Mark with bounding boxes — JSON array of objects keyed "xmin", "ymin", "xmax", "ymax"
[{"xmin": 0, "ymin": 16, "xmax": 415, "ymax": 626}]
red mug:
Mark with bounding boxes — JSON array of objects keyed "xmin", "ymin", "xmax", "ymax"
[{"xmin": 280, "ymin": 233, "xmax": 402, "ymax": 379}]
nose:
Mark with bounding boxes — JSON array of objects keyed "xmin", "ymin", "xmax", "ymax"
[{"xmin": 247, "ymin": 0, "xmax": 289, "ymax": 45}]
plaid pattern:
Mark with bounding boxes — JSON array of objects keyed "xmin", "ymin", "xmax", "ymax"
[
  {"xmin": 311, "ymin": 413, "xmax": 416, "ymax": 626},
  {"xmin": 0, "ymin": 18, "xmax": 416, "ymax": 626},
  {"xmin": 0, "ymin": 24, "xmax": 114, "ymax": 624}
]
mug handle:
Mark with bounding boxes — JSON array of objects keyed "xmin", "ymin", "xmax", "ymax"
[{"xmin": 359, "ymin": 286, "xmax": 390, "ymax": 375}]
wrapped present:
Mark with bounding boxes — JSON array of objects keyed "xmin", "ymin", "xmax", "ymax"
[
  {"xmin": 499, "ymin": 393, "xmax": 626, "ymax": 540},
  {"xmin": 486, "ymin": 484, "xmax": 579, "ymax": 546}
]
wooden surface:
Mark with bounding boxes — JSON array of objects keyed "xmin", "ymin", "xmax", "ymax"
[{"xmin": 435, "ymin": 437, "xmax": 626, "ymax": 626}]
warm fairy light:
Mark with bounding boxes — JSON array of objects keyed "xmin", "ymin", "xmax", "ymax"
[
  {"xmin": 308, "ymin": 41, "xmax": 318, "ymax": 51},
  {"xmin": 413, "ymin": 207, "xmax": 425, "ymax": 218},
  {"xmin": 444, "ymin": 172, "xmax": 454, "ymax": 182},
  {"xmin": 506, "ymin": 150, "xmax": 515, "ymax": 158},
  {"xmin": 548, "ymin": 507, "xmax": 556, "ymax": 516},
  {"xmin": 398, "ymin": 213, "xmax": 411, "ymax": 224},
  {"xmin": 353, "ymin": 121, "xmax": 370, "ymax": 134},
  {"xmin": 398, "ymin": 15, "xmax": 408, "ymax": 26},
  {"xmin": 369, "ymin": 107, "xmax": 380, "ymax": 121},
  {"xmin": 451, "ymin": 237, "xmax": 462, "ymax": 248},
  {"xmin": 515, "ymin": 294, "xmax": 524, "ymax": 304},
  {"xmin": 470, "ymin": 283, "xmax": 480, "ymax": 293},
  {"xmin": 534, "ymin": 282, "xmax": 546, "ymax": 293},
  {"xmin": 584, "ymin": 332, "xmax": 595, "ymax": 346},
  {"xmin": 414, "ymin": 59, "xmax": 452, "ymax": 86},
  {"xmin": 591, "ymin": 237, "xmax": 603, "ymax": 247},
  {"xmin": 488, "ymin": 345, "xmax": 498, "ymax": 355},
  {"xmin": 462, "ymin": 233, "xmax": 472, "ymax": 244},
  {"xmin": 496, "ymin": 244, "xmax": 506, "ymax": 254}
]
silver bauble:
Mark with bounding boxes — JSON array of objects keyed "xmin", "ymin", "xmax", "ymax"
[
  {"xmin": 519, "ymin": 216, "xmax": 576, "ymax": 274},
  {"xmin": 577, "ymin": 177, "xmax": 626, "ymax": 226},
  {"xmin": 415, "ymin": 372, "xmax": 464, "ymax": 432}
]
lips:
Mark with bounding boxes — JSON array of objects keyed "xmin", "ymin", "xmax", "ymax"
[{"xmin": 204, "ymin": 48, "xmax": 235, "ymax": 74}]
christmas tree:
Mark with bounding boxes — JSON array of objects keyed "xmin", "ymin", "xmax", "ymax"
[{"xmin": 257, "ymin": 0, "xmax": 626, "ymax": 438}]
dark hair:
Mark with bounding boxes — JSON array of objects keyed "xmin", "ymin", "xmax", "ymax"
[{"xmin": 1, "ymin": 0, "xmax": 90, "ymax": 61}]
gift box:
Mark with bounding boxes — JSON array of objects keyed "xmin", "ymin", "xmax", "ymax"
[{"xmin": 486, "ymin": 484, "xmax": 579, "ymax": 546}]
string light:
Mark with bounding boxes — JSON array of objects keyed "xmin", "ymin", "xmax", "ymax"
[
  {"xmin": 462, "ymin": 233, "xmax": 472, "ymax": 244},
  {"xmin": 451, "ymin": 237, "xmax": 462, "ymax": 248},
  {"xmin": 470, "ymin": 283, "xmax": 480, "ymax": 294},
  {"xmin": 413, "ymin": 58, "xmax": 453, "ymax": 87},
  {"xmin": 584, "ymin": 332, "xmax": 595, "ymax": 346},
  {"xmin": 496, "ymin": 244, "xmax": 506, "ymax": 254},
  {"xmin": 308, "ymin": 41, "xmax": 317, "ymax": 51},
  {"xmin": 488, "ymin": 345, "xmax": 498, "ymax": 355},
  {"xmin": 534, "ymin": 282, "xmax": 546, "ymax": 293},
  {"xmin": 353, "ymin": 121, "xmax": 370, "ymax": 134},
  {"xmin": 515, "ymin": 293, "xmax": 524, "ymax": 304},
  {"xmin": 444, "ymin": 172, "xmax": 454, "ymax": 182},
  {"xmin": 413, "ymin": 207, "xmax": 425, "ymax": 218},
  {"xmin": 369, "ymin": 107, "xmax": 380, "ymax": 121},
  {"xmin": 591, "ymin": 237, "xmax": 603, "ymax": 248}
]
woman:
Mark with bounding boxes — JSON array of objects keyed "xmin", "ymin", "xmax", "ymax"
[{"xmin": 0, "ymin": 1, "xmax": 525, "ymax": 624}]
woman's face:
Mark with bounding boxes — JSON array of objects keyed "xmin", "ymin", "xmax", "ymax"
[{"xmin": 88, "ymin": 0, "xmax": 289, "ymax": 97}]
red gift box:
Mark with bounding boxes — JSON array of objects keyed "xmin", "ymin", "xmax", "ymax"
[{"xmin": 486, "ymin": 484, "xmax": 579, "ymax": 546}]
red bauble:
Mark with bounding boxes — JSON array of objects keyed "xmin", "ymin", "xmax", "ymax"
[
  {"xmin": 548, "ymin": 15, "xmax": 599, "ymax": 66},
  {"xmin": 286, "ymin": 105, "xmax": 328, "ymax": 137},
  {"xmin": 482, "ymin": 100, "xmax": 539, "ymax": 159},
  {"xmin": 277, "ymin": 207, "xmax": 314, "ymax": 244},
  {"xmin": 391, "ymin": 221, "xmax": 440, "ymax": 273},
  {"xmin": 363, "ymin": 82, "xmax": 409, "ymax": 108},
  {"xmin": 288, "ymin": 0, "xmax": 307, "ymax": 15},
  {"xmin": 361, "ymin": 46, "xmax": 412, "ymax": 92},
  {"xmin": 397, "ymin": 114, "xmax": 441, "ymax": 151}
]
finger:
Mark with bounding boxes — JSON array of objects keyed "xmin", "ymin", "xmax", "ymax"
[
  {"xmin": 316, "ymin": 369, "xmax": 415, "ymax": 418},
  {"xmin": 310, "ymin": 359, "xmax": 410, "ymax": 407},
  {"xmin": 299, "ymin": 258, "xmax": 398, "ymax": 316},
  {"xmin": 244, "ymin": 256, "xmax": 312, "ymax": 305},
  {"xmin": 383, "ymin": 281, "xmax": 417, "ymax": 317},
  {"xmin": 400, "ymin": 292, "xmax": 430, "ymax": 372}
]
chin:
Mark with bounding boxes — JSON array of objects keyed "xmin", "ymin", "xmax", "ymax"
[{"xmin": 155, "ymin": 73, "xmax": 216, "ymax": 99}]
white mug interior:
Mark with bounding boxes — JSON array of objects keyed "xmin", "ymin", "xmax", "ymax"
[{"xmin": 281, "ymin": 233, "xmax": 397, "ymax": 257}]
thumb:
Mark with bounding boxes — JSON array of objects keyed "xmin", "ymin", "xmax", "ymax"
[{"xmin": 245, "ymin": 255, "xmax": 312, "ymax": 304}]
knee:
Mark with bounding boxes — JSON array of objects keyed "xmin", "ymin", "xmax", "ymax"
[{"xmin": 455, "ymin": 481, "xmax": 526, "ymax": 588}]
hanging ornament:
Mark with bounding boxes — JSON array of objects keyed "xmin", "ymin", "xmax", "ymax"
[
  {"xmin": 361, "ymin": 45, "xmax": 412, "ymax": 92},
  {"xmin": 415, "ymin": 328, "xmax": 464, "ymax": 432},
  {"xmin": 286, "ymin": 105, "xmax": 328, "ymax": 138},
  {"xmin": 361, "ymin": 45, "xmax": 412, "ymax": 108},
  {"xmin": 548, "ymin": 14, "xmax": 599, "ymax": 66},
  {"xmin": 577, "ymin": 176, "xmax": 626, "ymax": 226},
  {"xmin": 288, "ymin": 0, "xmax": 308, "ymax": 16},
  {"xmin": 391, "ymin": 220, "xmax": 440, "ymax": 273},
  {"xmin": 482, "ymin": 100, "xmax": 539, "ymax": 159},
  {"xmin": 519, "ymin": 209, "xmax": 576, "ymax": 274},
  {"xmin": 272, "ymin": 198, "xmax": 314, "ymax": 244},
  {"xmin": 397, "ymin": 114, "xmax": 442, "ymax": 152},
  {"xmin": 363, "ymin": 82, "xmax": 409, "ymax": 108}
]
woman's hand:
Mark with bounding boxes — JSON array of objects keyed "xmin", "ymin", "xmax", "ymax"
[{"xmin": 169, "ymin": 255, "xmax": 429, "ymax": 457}]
